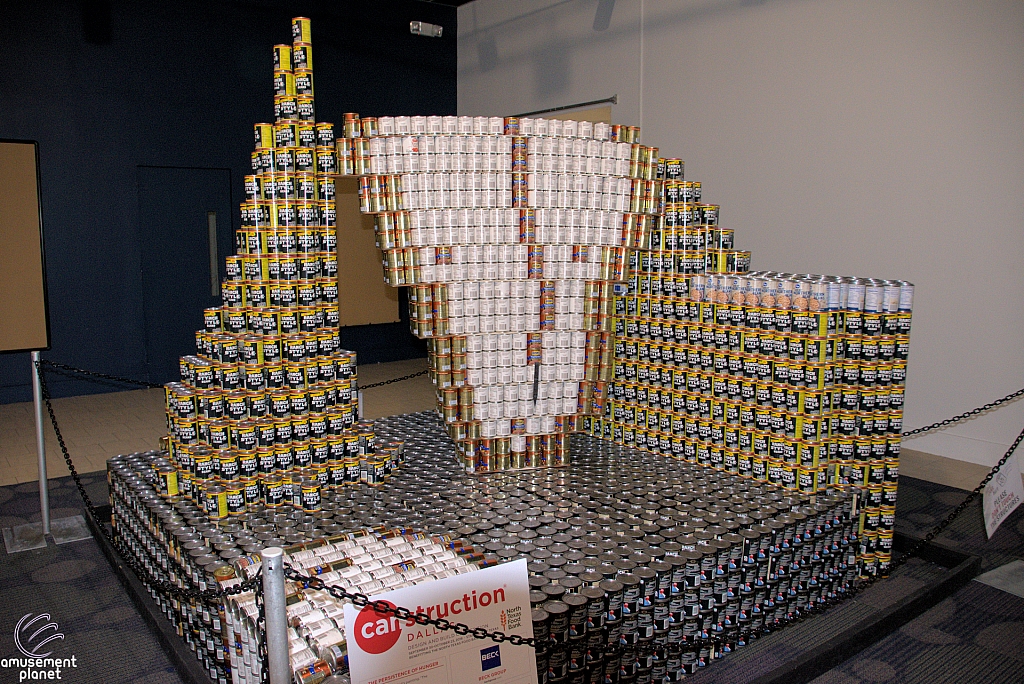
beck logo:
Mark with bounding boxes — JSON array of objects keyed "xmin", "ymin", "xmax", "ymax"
[
  {"xmin": 480, "ymin": 645, "xmax": 501, "ymax": 671},
  {"xmin": 354, "ymin": 602, "xmax": 402, "ymax": 654}
]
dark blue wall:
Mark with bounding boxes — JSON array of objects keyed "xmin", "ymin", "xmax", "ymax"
[{"xmin": 0, "ymin": 0, "xmax": 449, "ymax": 402}]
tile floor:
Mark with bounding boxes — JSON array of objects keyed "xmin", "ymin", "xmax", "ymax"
[{"xmin": 0, "ymin": 357, "xmax": 434, "ymax": 486}]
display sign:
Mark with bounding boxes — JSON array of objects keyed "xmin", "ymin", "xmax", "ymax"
[
  {"xmin": 983, "ymin": 450, "xmax": 1024, "ymax": 538},
  {"xmin": 0, "ymin": 139, "xmax": 50, "ymax": 353},
  {"xmin": 343, "ymin": 558, "xmax": 537, "ymax": 684}
]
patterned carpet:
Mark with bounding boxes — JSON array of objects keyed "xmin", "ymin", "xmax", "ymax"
[
  {"xmin": 1, "ymin": 466, "xmax": 1021, "ymax": 684},
  {"xmin": 809, "ymin": 475, "xmax": 1024, "ymax": 684},
  {"xmin": 0, "ymin": 473, "xmax": 184, "ymax": 684}
]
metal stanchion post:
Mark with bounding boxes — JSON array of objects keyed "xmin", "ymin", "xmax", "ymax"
[
  {"xmin": 3, "ymin": 355, "xmax": 92, "ymax": 553},
  {"xmin": 2, "ymin": 354, "xmax": 50, "ymax": 552},
  {"xmin": 262, "ymin": 547, "xmax": 290, "ymax": 684},
  {"xmin": 31, "ymin": 351, "xmax": 51, "ymax": 535}
]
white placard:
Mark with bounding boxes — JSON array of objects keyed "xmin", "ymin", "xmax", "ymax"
[
  {"xmin": 983, "ymin": 449, "xmax": 1024, "ymax": 538},
  {"xmin": 343, "ymin": 558, "xmax": 537, "ymax": 684}
]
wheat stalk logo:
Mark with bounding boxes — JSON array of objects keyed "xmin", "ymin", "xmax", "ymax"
[{"xmin": 14, "ymin": 613, "xmax": 64, "ymax": 658}]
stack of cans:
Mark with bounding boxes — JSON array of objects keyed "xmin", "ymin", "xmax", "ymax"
[
  {"xmin": 341, "ymin": 108, "xmax": 912, "ymax": 573},
  {"xmin": 350, "ymin": 115, "xmax": 673, "ymax": 473},
  {"xmin": 593, "ymin": 269, "xmax": 911, "ymax": 577},
  {"xmin": 162, "ymin": 17, "xmax": 398, "ymax": 521},
  {"xmin": 109, "ymin": 411, "xmax": 507, "ymax": 684},
  {"xmin": 110, "ymin": 412, "xmax": 862, "ymax": 684}
]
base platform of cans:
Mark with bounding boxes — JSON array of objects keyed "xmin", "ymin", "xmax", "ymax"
[{"xmin": 110, "ymin": 410, "xmax": 866, "ymax": 684}]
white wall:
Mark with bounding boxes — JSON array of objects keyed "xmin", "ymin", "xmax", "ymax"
[{"xmin": 458, "ymin": 0, "xmax": 1024, "ymax": 468}]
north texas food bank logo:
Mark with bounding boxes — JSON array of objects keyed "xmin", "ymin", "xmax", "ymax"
[{"xmin": 354, "ymin": 587, "xmax": 509, "ymax": 655}]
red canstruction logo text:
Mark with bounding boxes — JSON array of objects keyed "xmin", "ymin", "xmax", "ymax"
[{"xmin": 354, "ymin": 588, "xmax": 508, "ymax": 654}]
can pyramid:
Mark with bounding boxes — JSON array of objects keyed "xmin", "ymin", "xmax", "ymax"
[{"xmin": 162, "ymin": 18, "xmax": 404, "ymax": 522}]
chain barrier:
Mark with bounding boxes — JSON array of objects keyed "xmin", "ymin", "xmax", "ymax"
[
  {"xmin": 41, "ymin": 357, "xmax": 427, "ymax": 391},
  {"xmin": 893, "ymin": 421, "xmax": 1024, "ymax": 563},
  {"xmin": 33, "ymin": 360, "xmax": 260, "ymax": 604},
  {"xmin": 901, "ymin": 387, "xmax": 1024, "ymax": 438},
  {"xmin": 254, "ymin": 574, "xmax": 269, "ymax": 684},
  {"xmin": 284, "ymin": 566, "xmax": 536, "ymax": 647},
  {"xmin": 359, "ymin": 368, "xmax": 429, "ymax": 389},
  {"xmin": 39, "ymin": 359, "xmax": 165, "ymax": 389},
  {"xmin": 32, "ymin": 359, "xmax": 1024, "ymax": 654}
]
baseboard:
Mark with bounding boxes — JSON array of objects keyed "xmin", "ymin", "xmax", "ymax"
[{"xmin": 901, "ymin": 447, "xmax": 993, "ymax": 491}]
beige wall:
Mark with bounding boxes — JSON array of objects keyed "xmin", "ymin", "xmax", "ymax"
[{"xmin": 459, "ymin": 0, "xmax": 1024, "ymax": 468}]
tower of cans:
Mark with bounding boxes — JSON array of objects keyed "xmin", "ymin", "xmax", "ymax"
[
  {"xmin": 346, "ymin": 116, "xmax": 665, "ymax": 473},
  {"xmin": 161, "ymin": 17, "xmax": 401, "ymax": 524},
  {"xmin": 587, "ymin": 166, "xmax": 913, "ymax": 576}
]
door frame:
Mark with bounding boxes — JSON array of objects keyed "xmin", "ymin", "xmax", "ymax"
[{"xmin": 135, "ymin": 165, "xmax": 234, "ymax": 384}]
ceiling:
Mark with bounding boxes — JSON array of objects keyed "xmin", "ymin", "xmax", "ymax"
[{"xmin": 418, "ymin": 0, "xmax": 477, "ymax": 6}]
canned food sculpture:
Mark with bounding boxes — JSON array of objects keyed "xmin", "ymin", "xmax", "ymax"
[
  {"xmin": 347, "ymin": 115, "xmax": 662, "ymax": 473},
  {"xmin": 108, "ymin": 14, "xmax": 916, "ymax": 684}
]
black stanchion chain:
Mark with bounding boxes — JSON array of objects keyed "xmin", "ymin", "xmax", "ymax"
[
  {"xmin": 254, "ymin": 576, "xmax": 269, "ymax": 684},
  {"xmin": 42, "ymin": 357, "xmax": 428, "ymax": 392},
  {"xmin": 902, "ymin": 387, "xmax": 1024, "ymax": 438},
  {"xmin": 894, "ymin": 422, "xmax": 1024, "ymax": 563},
  {"xmin": 284, "ymin": 566, "xmax": 536, "ymax": 647},
  {"xmin": 33, "ymin": 360, "xmax": 259, "ymax": 604},
  {"xmin": 40, "ymin": 359, "xmax": 165, "ymax": 389},
  {"xmin": 360, "ymin": 368, "xmax": 429, "ymax": 389}
]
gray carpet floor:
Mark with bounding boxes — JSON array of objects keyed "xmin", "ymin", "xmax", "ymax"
[
  {"xmin": 0, "ymin": 472, "xmax": 185, "ymax": 683},
  {"xmin": 808, "ymin": 475, "xmax": 1024, "ymax": 684}
]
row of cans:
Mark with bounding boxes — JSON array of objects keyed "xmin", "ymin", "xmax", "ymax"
[
  {"xmin": 616, "ymin": 297, "xmax": 911, "ymax": 337},
  {"xmin": 602, "ymin": 379, "xmax": 905, "ymax": 422},
  {"xmin": 180, "ymin": 346, "xmax": 351, "ymax": 386},
  {"xmin": 395, "ymin": 222, "xmax": 625, "ymax": 252},
  {"xmin": 252, "ymin": 120, "xmax": 329, "ymax": 149},
  {"xmin": 357, "ymin": 174, "xmax": 668, "ymax": 216},
  {"xmin": 457, "ymin": 433, "xmax": 574, "ymax": 474},
  {"xmin": 612, "ymin": 353, "xmax": 908, "ymax": 391},
  {"xmin": 604, "ymin": 396, "xmax": 903, "ymax": 444},
  {"xmin": 589, "ymin": 413, "xmax": 901, "ymax": 479},
  {"xmin": 694, "ymin": 273, "xmax": 914, "ymax": 314},
  {"xmin": 175, "ymin": 449, "xmax": 407, "ymax": 515},
  {"xmin": 194, "ymin": 329, "xmax": 349, "ymax": 365},
  {"xmin": 244, "ymin": 171, "xmax": 335, "ymax": 203},
  {"xmin": 341, "ymin": 114, "xmax": 609, "ymax": 139},
  {"xmin": 382, "ymin": 246, "xmax": 631, "ymax": 293},
  {"xmin": 630, "ymin": 251, "xmax": 752, "ymax": 276},
  {"xmin": 645, "ymin": 227, "xmax": 734, "ymax": 251},
  {"xmin": 249, "ymin": 140, "xmax": 339, "ymax": 172},
  {"xmin": 616, "ymin": 329, "xmax": 911, "ymax": 366},
  {"xmin": 203, "ymin": 300, "xmax": 340, "ymax": 334},
  {"xmin": 336, "ymin": 114, "xmax": 618, "ymax": 142},
  {"xmin": 371, "ymin": 208, "xmax": 659, "ymax": 249},
  {"xmin": 222, "ymin": 277, "xmax": 339, "ymax": 306},
  {"xmin": 167, "ymin": 396, "xmax": 358, "ymax": 442},
  {"xmin": 341, "ymin": 129, "xmax": 657, "ymax": 183},
  {"xmin": 238, "ymin": 197, "xmax": 338, "ymax": 228}
]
